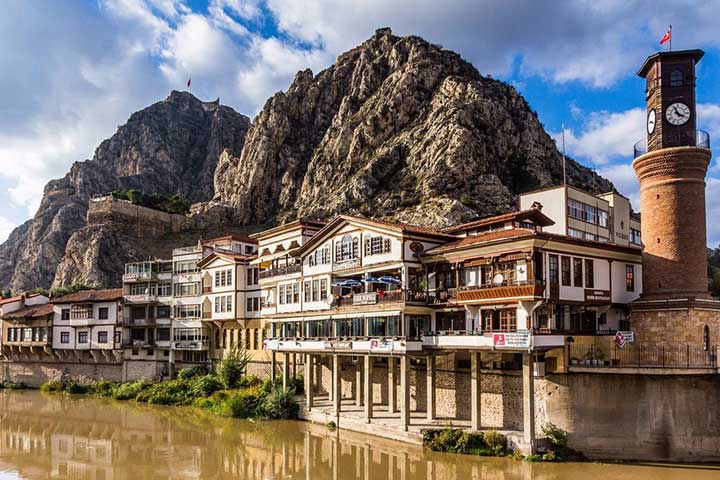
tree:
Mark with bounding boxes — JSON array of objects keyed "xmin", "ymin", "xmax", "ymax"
[{"xmin": 216, "ymin": 343, "xmax": 252, "ymax": 389}]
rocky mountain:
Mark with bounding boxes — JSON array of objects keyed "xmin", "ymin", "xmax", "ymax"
[
  {"xmin": 214, "ymin": 28, "xmax": 609, "ymax": 227},
  {"xmin": 0, "ymin": 28, "xmax": 611, "ymax": 292},
  {"xmin": 0, "ymin": 92, "xmax": 250, "ymax": 290}
]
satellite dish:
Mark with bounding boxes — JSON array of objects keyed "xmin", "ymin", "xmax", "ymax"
[{"xmin": 493, "ymin": 273, "xmax": 505, "ymax": 285}]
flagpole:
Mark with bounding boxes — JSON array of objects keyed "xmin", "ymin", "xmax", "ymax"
[
  {"xmin": 669, "ymin": 24, "xmax": 672, "ymax": 52},
  {"xmin": 561, "ymin": 123, "xmax": 567, "ymax": 186}
]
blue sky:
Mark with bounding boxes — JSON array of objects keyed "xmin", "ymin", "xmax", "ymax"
[{"xmin": 2, "ymin": 0, "xmax": 720, "ymax": 246}]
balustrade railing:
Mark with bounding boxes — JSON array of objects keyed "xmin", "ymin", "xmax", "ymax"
[{"xmin": 569, "ymin": 342, "xmax": 717, "ymax": 368}]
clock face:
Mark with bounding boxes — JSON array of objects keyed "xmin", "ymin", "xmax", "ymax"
[
  {"xmin": 665, "ymin": 102, "xmax": 691, "ymax": 126},
  {"xmin": 647, "ymin": 109, "xmax": 656, "ymax": 134}
]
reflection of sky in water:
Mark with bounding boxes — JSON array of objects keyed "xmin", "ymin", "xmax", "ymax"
[{"xmin": 0, "ymin": 471, "xmax": 24, "ymax": 480}]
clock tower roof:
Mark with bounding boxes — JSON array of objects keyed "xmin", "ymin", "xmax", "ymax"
[{"xmin": 637, "ymin": 49, "xmax": 704, "ymax": 78}]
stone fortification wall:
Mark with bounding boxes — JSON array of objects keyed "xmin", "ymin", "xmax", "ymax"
[{"xmin": 87, "ymin": 196, "xmax": 190, "ymax": 237}]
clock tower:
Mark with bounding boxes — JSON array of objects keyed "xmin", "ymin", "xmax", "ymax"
[
  {"xmin": 631, "ymin": 48, "xmax": 718, "ymax": 347},
  {"xmin": 638, "ymin": 49, "xmax": 704, "ymax": 151}
]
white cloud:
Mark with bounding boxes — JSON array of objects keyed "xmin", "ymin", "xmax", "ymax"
[
  {"xmin": 707, "ymin": 178, "xmax": 720, "ymax": 247},
  {"xmin": 0, "ymin": 216, "xmax": 17, "ymax": 244}
]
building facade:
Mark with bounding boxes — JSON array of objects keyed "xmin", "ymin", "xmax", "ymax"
[
  {"xmin": 0, "ymin": 294, "xmax": 53, "ymax": 356},
  {"xmin": 51, "ymin": 289, "xmax": 124, "ymax": 361}
]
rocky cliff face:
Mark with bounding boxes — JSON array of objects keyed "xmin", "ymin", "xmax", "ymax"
[
  {"xmin": 1, "ymin": 29, "xmax": 612, "ymax": 292},
  {"xmin": 0, "ymin": 92, "xmax": 250, "ymax": 290},
  {"xmin": 214, "ymin": 28, "xmax": 610, "ymax": 227}
]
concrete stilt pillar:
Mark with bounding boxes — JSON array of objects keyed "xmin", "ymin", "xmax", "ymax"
[
  {"xmin": 523, "ymin": 352, "xmax": 536, "ymax": 454},
  {"xmin": 282, "ymin": 352, "xmax": 290, "ymax": 390},
  {"xmin": 328, "ymin": 356, "xmax": 333, "ymax": 402},
  {"xmin": 399, "ymin": 356, "xmax": 410, "ymax": 431},
  {"xmin": 388, "ymin": 356, "xmax": 396, "ymax": 414},
  {"xmin": 426, "ymin": 355, "xmax": 435, "ymax": 421},
  {"xmin": 271, "ymin": 351, "xmax": 277, "ymax": 382},
  {"xmin": 305, "ymin": 354, "xmax": 314, "ymax": 409},
  {"xmin": 292, "ymin": 353, "xmax": 297, "ymax": 379},
  {"xmin": 333, "ymin": 354, "xmax": 341, "ymax": 415},
  {"xmin": 364, "ymin": 355, "xmax": 373, "ymax": 422},
  {"xmin": 470, "ymin": 351, "xmax": 482, "ymax": 431},
  {"xmin": 355, "ymin": 357, "xmax": 364, "ymax": 407}
]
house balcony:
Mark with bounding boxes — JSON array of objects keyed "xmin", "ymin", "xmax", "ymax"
[
  {"xmin": 421, "ymin": 330, "xmax": 565, "ymax": 351},
  {"xmin": 124, "ymin": 294, "xmax": 158, "ymax": 304},
  {"xmin": 123, "ymin": 339, "xmax": 155, "ymax": 348},
  {"xmin": 4, "ymin": 340, "xmax": 51, "ymax": 348},
  {"xmin": 122, "ymin": 318, "xmax": 157, "ymax": 327},
  {"xmin": 122, "ymin": 272, "xmax": 157, "ymax": 282},
  {"xmin": 172, "ymin": 339, "xmax": 209, "ymax": 351},
  {"xmin": 633, "ymin": 129, "xmax": 710, "ymax": 158},
  {"xmin": 264, "ymin": 337, "xmax": 423, "ymax": 354},
  {"xmin": 259, "ymin": 264, "xmax": 301, "ymax": 280},
  {"xmin": 454, "ymin": 281, "xmax": 544, "ymax": 303}
]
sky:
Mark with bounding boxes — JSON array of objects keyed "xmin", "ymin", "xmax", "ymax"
[{"xmin": 2, "ymin": 0, "xmax": 720, "ymax": 246}]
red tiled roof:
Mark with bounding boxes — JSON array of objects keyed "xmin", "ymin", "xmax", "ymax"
[
  {"xmin": 1, "ymin": 303, "xmax": 53, "ymax": 319},
  {"xmin": 424, "ymin": 229, "xmax": 537, "ymax": 255},
  {"xmin": 0, "ymin": 295, "xmax": 23, "ymax": 306},
  {"xmin": 51, "ymin": 288, "xmax": 124, "ymax": 304},
  {"xmin": 440, "ymin": 208, "xmax": 555, "ymax": 234}
]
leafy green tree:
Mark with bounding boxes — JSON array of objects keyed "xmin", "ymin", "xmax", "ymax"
[{"xmin": 51, "ymin": 283, "xmax": 99, "ymax": 298}]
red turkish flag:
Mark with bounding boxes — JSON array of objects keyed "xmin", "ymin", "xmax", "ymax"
[{"xmin": 660, "ymin": 27, "xmax": 671, "ymax": 45}]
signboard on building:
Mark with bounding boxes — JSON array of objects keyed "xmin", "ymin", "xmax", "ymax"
[
  {"xmin": 614, "ymin": 331, "xmax": 634, "ymax": 348},
  {"xmin": 369, "ymin": 339, "xmax": 394, "ymax": 352},
  {"xmin": 173, "ymin": 341, "xmax": 200, "ymax": 350},
  {"xmin": 584, "ymin": 289, "xmax": 611, "ymax": 303},
  {"xmin": 323, "ymin": 341, "xmax": 353, "ymax": 351},
  {"xmin": 353, "ymin": 292, "xmax": 377, "ymax": 305},
  {"xmin": 493, "ymin": 331, "xmax": 531, "ymax": 348}
]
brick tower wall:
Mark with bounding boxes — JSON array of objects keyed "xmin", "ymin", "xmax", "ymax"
[{"xmin": 632, "ymin": 146, "xmax": 711, "ymax": 299}]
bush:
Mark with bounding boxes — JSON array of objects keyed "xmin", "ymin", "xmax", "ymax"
[
  {"xmin": 177, "ymin": 366, "xmax": 206, "ymax": 381},
  {"xmin": 113, "ymin": 379, "xmax": 152, "ymax": 400},
  {"xmin": 40, "ymin": 380, "xmax": 64, "ymax": 393},
  {"xmin": 541, "ymin": 423, "xmax": 568, "ymax": 449},
  {"xmin": 455, "ymin": 432, "xmax": 486, "ymax": 454},
  {"xmin": 91, "ymin": 380, "xmax": 118, "ymax": 397},
  {"xmin": 137, "ymin": 379, "xmax": 190, "ymax": 405},
  {"xmin": 263, "ymin": 387, "xmax": 299, "ymax": 420},
  {"xmin": 425, "ymin": 428, "xmax": 464, "ymax": 453},
  {"xmin": 482, "ymin": 430, "xmax": 507, "ymax": 455},
  {"xmin": 217, "ymin": 344, "xmax": 251, "ymax": 389},
  {"xmin": 64, "ymin": 381, "xmax": 90, "ymax": 394},
  {"xmin": 112, "ymin": 189, "xmax": 191, "ymax": 215},
  {"xmin": 188, "ymin": 375, "xmax": 223, "ymax": 398},
  {"xmin": 226, "ymin": 386, "xmax": 264, "ymax": 418}
]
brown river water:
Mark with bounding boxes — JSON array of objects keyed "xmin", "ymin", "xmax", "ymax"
[{"xmin": 0, "ymin": 390, "xmax": 717, "ymax": 479}]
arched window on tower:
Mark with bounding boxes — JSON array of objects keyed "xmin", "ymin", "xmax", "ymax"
[
  {"xmin": 703, "ymin": 325, "xmax": 710, "ymax": 351},
  {"xmin": 670, "ymin": 69, "xmax": 683, "ymax": 87}
]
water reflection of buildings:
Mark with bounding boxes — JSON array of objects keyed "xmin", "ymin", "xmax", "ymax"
[{"xmin": 0, "ymin": 391, "xmax": 541, "ymax": 480}]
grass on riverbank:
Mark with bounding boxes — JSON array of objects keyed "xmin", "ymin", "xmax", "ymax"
[
  {"xmin": 40, "ymin": 368, "xmax": 302, "ymax": 421},
  {"xmin": 0, "ymin": 381, "xmax": 31, "ymax": 390},
  {"xmin": 423, "ymin": 424, "xmax": 584, "ymax": 462}
]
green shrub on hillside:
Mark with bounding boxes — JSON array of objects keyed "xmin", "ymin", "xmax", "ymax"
[
  {"xmin": 113, "ymin": 378, "xmax": 152, "ymax": 400},
  {"xmin": 112, "ymin": 189, "xmax": 191, "ymax": 215}
]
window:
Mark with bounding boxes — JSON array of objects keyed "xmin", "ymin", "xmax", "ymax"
[
  {"xmin": 174, "ymin": 282, "xmax": 200, "ymax": 296},
  {"xmin": 97, "ymin": 331, "xmax": 108, "ymax": 343},
  {"xmin": 114, "ymin": 331, "xmax": 121, "ymax": 344},
  {"xmin": 567, "ymin": 199, "xmax": 583, "ymax": 220},
  {"xmin": 670, "ymin": 69, "xmax": 683, "ymax": 87},
  {"xmin": 573, "ymin": 258, "xmax": 583, "ymax": 287},
  {"xmin": 335, "ymin": 235, "xmax": 358, "ymax": 262},
  {"xmin": 278, "ymin": 284, "xmax": 286, "ymax": 305},
  {"xmin": 568, "ymin": 228, "xmax": 585, "ymax": 239},
  {"xmin": 279, "ymin": 283, "xmax": 298, "ymax": 304},
  {"xmin": 157, "ymin": 283, "xmax": 172, "ymax": 297},
  {"xmin": 61, "ymin": 309, "xmax": 70, "ymax": 321},
  {"xmin": 499, "ymin": 310, "xmax": 517, "ymax": 332},
  {"xmin": 78, "ymin": 332, "xmax": 88, "ymax": 344},
  {"xmin": 630, "ymin": 228, "xmax": 642, "ymax": 245},
  {"xmin": 583, "ymin": 204, "xmax": 597, "ymax": 224},
  {"xmin": 173, "ymin": 304, "xmax": 201, "ymax": 319},
  {"xmin": 157, "ymin": 328, "xmax": 170, "ymax": 341},
  {"xmin": 312, "ymin": 279, "xmax": 320, "ymax": 302},
  {"xmin": 245, "ymin": 245, "xmax": 254, "ymax": 254},
  {"xmin": 304, "ymin": 281, "xmax": 311, "ymax": 302},
  {"xmin": 561, "ymin": 257, "xmax": 571, "ymax": 286},
  {"xmin": 174, "ymin": 260, "xmax": 199, "ymax": 274},
  {"xmin": 215, "ymin": 269, "xmax": 232, "ymax": 287},
  {"xmin": 98, "ymin": 307, "xmax": 109, "ymax": 320},
  {"xmin": 320, "ymin": 279, "xmax": 328, "ymax": 301},
  {"xmin": 214, "ymin": 295, "xmax": 233, "ymax": 313},
  {"xmin": 598, "ymin": 210, "xmax": 609, "ymax": 228},
  {"xmin": 364, "ymin": 235, "xmax": 392, "ymax": 256},
  {"xmin": 309, "ymin": 247, "xmax": 330, "ymax": 267},
  {"xmin": 157, "ymin": 305, "xmax": 171, "ymax": 318},
  {"xmin": 548, "ymin": 255, "xmax": 559, "ymax": 286},
  {"xmin": 585, "ymin": 259, "xmax": 594, "ymax": 288},
  {"xmin": 246, "ymin": 267, "xmax": 259, "ymax": 285},
  {"xmin": 626, "ymin": 265, "xmax": 635, "ymax": 292},
  {"xmin": 246, "ymin": 297, "xmax": 260, "ymax": 312}
]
